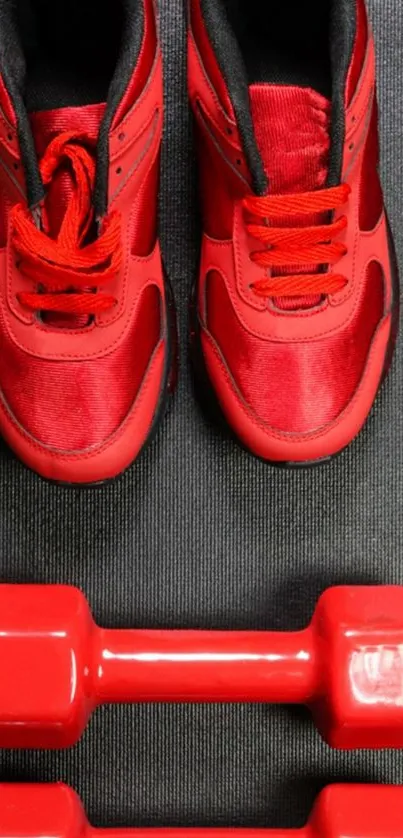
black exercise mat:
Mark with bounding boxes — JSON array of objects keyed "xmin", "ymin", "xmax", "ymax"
[{"xmin": 0, "ymin": 0, "xmax": 402, "ymax": 827}]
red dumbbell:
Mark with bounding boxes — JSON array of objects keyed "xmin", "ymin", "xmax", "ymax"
[
  {"xmin": 1, "ymin": 783, "xmax": 403, "ymax": 838},
  {"xmin": 1, "ymin": 584, "xmax": 403, "ymax": 749}
]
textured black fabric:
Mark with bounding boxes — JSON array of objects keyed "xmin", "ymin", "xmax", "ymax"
[
  {"xmin": 219, "ymin": 0, "xmax": 332, "ymax": 93},
  {"xmin": 0, "ymin": 0, "xmax": 403, "ymax": 827}
]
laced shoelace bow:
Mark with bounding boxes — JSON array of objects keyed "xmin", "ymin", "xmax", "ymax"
[
  {"xmin": 11, "ymin": 131, "xmax": 122, "ymax": 316},
  {"xmin": 243, "ymin": 184, "xmax": 351, "ymax": 298}
]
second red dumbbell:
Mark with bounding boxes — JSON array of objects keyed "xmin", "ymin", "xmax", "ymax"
[
  {"xmin": 1, "ymin": 783, "xmax": 403, "ymax": 837},
  {"xmin": 0, "ymin": 583, "xmax": 402, "ymax": 749}
]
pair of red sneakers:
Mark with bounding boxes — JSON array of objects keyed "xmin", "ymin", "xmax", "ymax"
[{"xmin": 0, "ymin": 0, "xmax": 398, "ymax": 484}]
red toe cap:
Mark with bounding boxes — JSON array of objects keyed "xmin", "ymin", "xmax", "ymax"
[
  {"xmin": 205, "ymin": 265, "xmax": 385, "ymax": 435},
  {"xmin": 0, "ymin": 284, "xmax": 162, "ymax": 452}
]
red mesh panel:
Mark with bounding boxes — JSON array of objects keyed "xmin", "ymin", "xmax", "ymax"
[
  {"xmin": 0, "ymin": 284, "xmax": 162, "ymax": 450},
  {"xmin": 249, "ymin": 84, "xmax": 330, "ymax": 310},
  {"xmin": 249, "ymin": 84, "xmax": 330, "ymax": 196},
  {"xmin": 206, "ymin": 265, "xmax": 384, "ymax": 433},
  {"xmin": 30, "ymin": 104, "xmax": 106, "ymax": 155},
  {"xmin": 359, "ymin": 100, "xmax": 383, "ymax": 232}
]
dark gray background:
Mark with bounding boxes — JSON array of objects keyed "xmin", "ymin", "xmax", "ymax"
[{"xmin": 0, "ymin": 0, "xmax": 403, "ymax": 826}]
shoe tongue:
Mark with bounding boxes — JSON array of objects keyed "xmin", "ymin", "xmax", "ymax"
[
  {"xmin": 29, "ymin": 103, "xmax": 106, "ymax": 328},
  {"xmin": 249, "ymin": 84, "xmax": 331, "ymax": 310},
  {"xmin": 30, "ymin": 103, "xmax": 106, "ymax": 235},
  {"xmin": 30, "ymin": 102, "xmax": 106, "ymax": 150}
]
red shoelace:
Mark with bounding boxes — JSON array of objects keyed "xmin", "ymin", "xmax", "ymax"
[
  {"xmin": 11, "ymin": 131, "xmax": 122, "ymax": 316},
  {"xmin": 243, "ymin": 184, "xmax": 351, "ymax": 298}
]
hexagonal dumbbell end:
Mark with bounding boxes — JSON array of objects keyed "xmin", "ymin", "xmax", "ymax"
[
  {"xmin": 0, "ymin": 585, "xmax": 94, "ymax": 748},
  {"xmin": 311, "ymin": 586, "xmax": 403, "ymax": 748},
  {"xmin": 1, "ymin": 784, "xmax": 403, "ymax": 838},
  {"xmin": 310, "ymin": 784, "xmax": 403, "ymax": 838},
  {"xmin": 0, "ymin": 584, "xmax": 403, "ymax": 749},
  {"xmin": 0, "ymin": 784, "xmax": 86, "ymax": 838}
]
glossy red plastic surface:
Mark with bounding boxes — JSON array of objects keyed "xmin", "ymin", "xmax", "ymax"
[
  {"xmin": 1, "ymin": 783, "xmax": 403, "ymax": 838},
  {"xmin": 0, "ymin": 585, "xmax": 403, "ymax": 748}
]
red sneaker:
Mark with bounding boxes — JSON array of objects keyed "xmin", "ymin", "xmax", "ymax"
[
  {"xmin": 0, "ymin": 0, "xmax": 174, "ymax": 484},
  {"xmin": 189, "ymin": 0, "xmax": 399, "ymax": 463}
]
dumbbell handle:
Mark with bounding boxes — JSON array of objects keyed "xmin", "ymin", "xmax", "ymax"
[
  {"xmin": 93, "ymin": 628, "xmax": 316, "ymax": 704},
  {"xmin": 89, "ymin": 832, "xmax": 302, "ymax": 838},
  {"xmin": 89, "ymin": 832, "xmax": 301, "ymax": 838},
  {"xmin": 4, "ymin": 584, "xmax": 402, "ymax": 749}
]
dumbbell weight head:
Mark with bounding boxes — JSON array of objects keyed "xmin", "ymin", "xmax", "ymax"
[
  {"xmin": 309, "ymin": 784, "xmax": 403, "ymax": 837},
  {"xmin": 311, "ymin": 586, "xmax": 403, "ymax": 748},
  {"xmin": 0, "ymin": 585, "xmax": 93, "ymax": 748},
  {"xmin": 0, "ymin": 783, "xmax": 85, "ymax": 838},
  {"xmin": 1, "ymin": 783, "xmax": 403, "ymax": 838}
]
